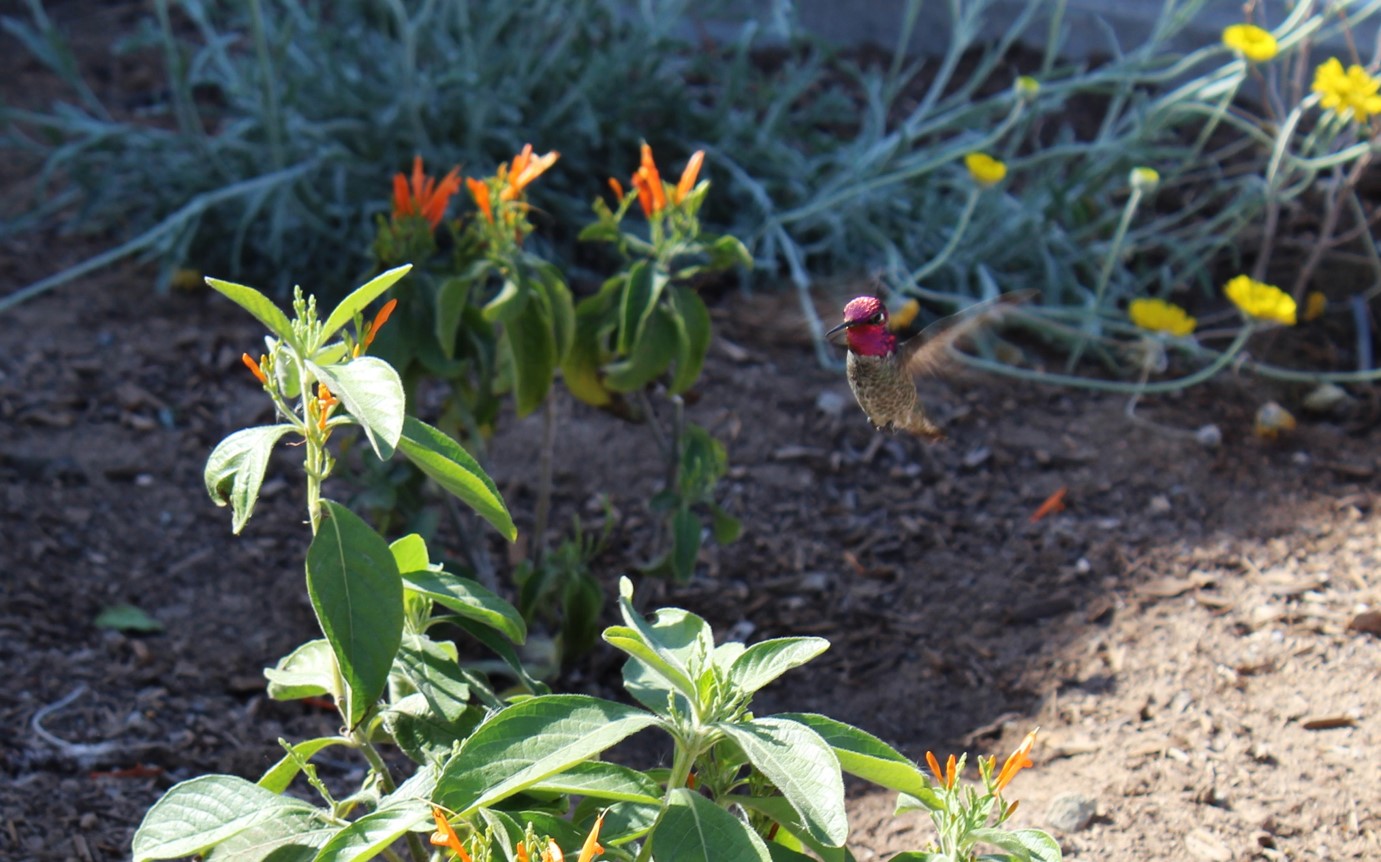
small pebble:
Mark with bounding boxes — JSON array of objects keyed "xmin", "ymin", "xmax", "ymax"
[{"xmin": 1046, "ymin": 791, "xmax": 1097, "ymax": 832}]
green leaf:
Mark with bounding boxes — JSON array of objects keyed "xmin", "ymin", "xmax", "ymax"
[
  {"xmin": 728, "ymin": 639, "xmax": 829, "ymax": 697},
  {"xmin": 319, "ymin": 264, "xmax": 412, "ymax": 346},
  {"xmin": 652, "ymin": 788, "xmax": 772, "ymax": 862},
  {"xmin": 306, "ymin": 501, "xmax": 403, "ymax": 728},
  {"xmin": 716, "ymin": 718, "xmax": 847, "ymax": 847},
  {"xmin": 203, "ymin": 805, "xmax": 334, "ymax": 862},
  {"xmin": 313, "ymin": 798, "xmax": 430, "ymax": 862},
  {"xmin": 670, "ymin": 507, "xmax": 701, "ymax": 582},
  {"xmin": 132, "ymin": 775, "xmax": 317, "ymax": 861},
  {"xmin": 309, "ymin": 356, "xmax": 405, "ymax": 460},
  {"xmin": 604, "ymin": 626, "xmax": 698, "ymax": 710},
  {"xmin": 506, "ymin": 284, "xmax": 558, "ymax": 417},
  {"xmin": 384, "ymin": 693, "xmax": 483, "ymax": 765},
  {"xmin": 205, "ymin": 277, "xmax": 296, "ymax": 349},
  {"xmin": 435, "ymin": 274, "xmax": 475, "ymax": 359},
  {"xmin": 263, "ymin": 639, "xmax": 338, "ymax": 702},
  {"xmin": 445, "ymin": 617, "xmax": 550, "ymax": 697},
  {"xmin": 527, "ymin": 761, "xmax": 662, "ymax": 804},
  {"xmin": 390, "ymin": 533, "xmax": 432, "ymax": 574},
  {"xmin": 257, "ymin": 737, "xmax": 346, "ymax": 794},
  {"xmin": 667, "ymin": 286, "xmax": 711, "ymax": 395},
  {"xmin": 93, "ymin": 603, "xmax": 163, "ymax": 633},
  {"xmin": 398, "ymin": 417, "xmax": 515, "ymax": 540},
  {"xmin": 533, "ymin": 260, "xmax": 575, "ymax": 363},
  {"xmin": 604, "ymin": 306, "xmax": 678, "ymax": 393},
  {"xmin": 483, "ymin": 277, "xmax": 527, "ymax": 323},
  {"xmin": 617, "ymin": 261, "xmax": 659, "ymax": 354},
  {"xmin": 895, "ymin": 790, "xmax": 946, "ymax": 814},
  {"xmin": 562, "ymin": 296, "xmax": 616, "ymax": 407},
  {"xmin": 403, "ymin": 569, "xmax": 525, "ymax": 643},
  {"xmin": 776, "ymin": 713, "xmax": 928, "ymax": 797},
  {"xmin": 393, "ymin": 633, "xmax": 473, "ymax": 713},
  {"xmin": 434, "ymin": 694, "xmax": 659, "ymax": 815},
  {"xmin": 204, "ymin": 424, "xmax": 296, "ymax": 534},
  {"xmin": 970, "ymin": 828, "xmax": 1062, "ymax": 862},
  {"xmin": 709, "ymin": 503, "xmax": 742, "ymax": 545},
  {"xmin": 705, "ymin": 234, "xmax": 754, "ymax": 271}
]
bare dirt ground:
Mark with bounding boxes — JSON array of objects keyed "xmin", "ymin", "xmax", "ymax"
[{"xmin": 3, "ymin": 3, "xmax": 1380, "ymax": 861}]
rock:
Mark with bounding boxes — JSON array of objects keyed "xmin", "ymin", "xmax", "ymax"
[{"xmin": 1045, "ymin": 791, "xmax": 1097, "ymax": 832}]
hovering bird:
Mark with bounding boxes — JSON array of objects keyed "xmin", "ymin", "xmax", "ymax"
[{"xmin": 826, "ymin": 292, "xmax": 1029, "ymax": 440}]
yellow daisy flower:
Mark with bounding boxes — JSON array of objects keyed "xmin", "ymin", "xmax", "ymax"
[
  {"xmin": 1128, "ymin": 298, "xmax": 1196, "ymax": 336},
  {"xmin": 964, "ymin": 152, "xmax": 1007, "ymax": 187},
  {"xmin": 1222, "ymin": 24, "xmax": 1279, "ymax": 63},
  {"xmin": 1224, "ymin": 275, "xmax": 1296, "ymax": 325},
  {"xmin": 1312, "ymin": 58, "xmax": 1381, "ymax": 121}
]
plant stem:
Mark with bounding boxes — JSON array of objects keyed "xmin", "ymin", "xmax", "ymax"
[
  {"xmin": 533, "ymin": 394, "xmax": 558, "ymax": 566},
  {"xmin": 1067, "ymin": 183, "xmax": 1146, "ymax": 370},
  {"xmin": 909, "ymin": 187, "xmax": 980, "ymax": 285}
]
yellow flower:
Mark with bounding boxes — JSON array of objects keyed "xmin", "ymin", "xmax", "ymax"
[
  {"xmin": 1224, "ymin": 275, "xmax": 1296, "ymax": 325},
  {"xmin": 888, "ymin": 298, "xmax": 921, "ymax": 333},
  {"xmin": 1222, "ymin": 24, "xmax": 1279, "ymax": 63},
  {"xmin": 1129, "ymin": 167, "xmax": 1160, "ymax": 192},
  {"xmin": 964, "ymin": 152, "xmax": 1007, "ymax": 187},
  {"xmin": 1312, "ymin": 58, "xmax": 1381, "ymax": 121},
  {"xmin": 1129, "ymin": 298, "xmax": 1196, "ymax": 336},
  {"xmin": 1014, "ymin": 75, "xmax": 1040, "ymax": 100}
]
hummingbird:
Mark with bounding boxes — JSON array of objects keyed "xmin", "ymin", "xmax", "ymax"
[{"xmin": 826, "ymin": 292, "xmax": 1028, "ymax": 441}]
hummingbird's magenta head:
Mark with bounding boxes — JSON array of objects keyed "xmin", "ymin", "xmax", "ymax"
[
  {"xmin": 840, "ymin": 296, "xmax": 887, "ymax": 327},
  {"xmin": 827, "ymin": 296, "xmax": 894, "ymax": 356}
]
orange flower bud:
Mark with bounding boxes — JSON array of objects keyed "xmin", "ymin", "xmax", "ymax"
[
  {"xmin": 675, "ymin": 150, "xmax": 704, "ymax": 203},
  {"xmin": 467, "ymin": 177, "xmax": 493, "ymax": 225},
  {"xmin": 242, "ymin": 353, "xmax": 268, "ymax": 384},
  {"xmin": 362, "ymin": 298, "xmax": 399, "ymax": 350},
  {"xmin": 608, "ymin": 177, "xmax": 625, "ymax": 200}
]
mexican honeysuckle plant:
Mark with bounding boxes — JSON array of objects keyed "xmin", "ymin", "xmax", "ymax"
[{"xmin": 131, "ymin": 267, "xmax": 1057, "ymax": 862}]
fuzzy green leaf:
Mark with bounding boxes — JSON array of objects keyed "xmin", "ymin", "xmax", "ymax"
[
  {"xmin": 132, "ymin": 775, "xmax": 317, "ymax": 861},
  {"xmin": 306, "ymin": 501, "xmax": 403, "ymax": 728},
  {"xmin": 397, "ymin": 417, "xmax": 515, "ymax": 540},
  {"xmin": 716, "ymin": 718, "xmax": 847, "ymax": 847},
  {"xmin": 263, "ymin": 638, "xmax": 337, "ymax": 702},
  {"xmin": 667, "ymin": 286, "xmax": 711, "ymax": 395},
  {"xmin": 202, "ymin": 805, "xmax": 334, "ymax": 862},
  {"xmin": 506, "ymin": 285, "xmax": 558, "ymax": 417},
  {"xmin": 204, "ymin": 424, "xmax": 296, "ymax": 534},
  {"xmin": 728, "ymin": 638, "xmax": 829, "ymax": 696},
  {"xmin": 652, "ymin": 788, "xmax": 772, "ymax": 862},
  {"xmin": 776, "ymin": 713, "xmax": 928, "ymax": 796},
  {"xmin": 434, "ymin": 695, "xmax": 658, "ymax": 815},
  {"xmin": 206, "ymin": 277, "xmax": 296, "ymax": 348},
  {"xmin": 319, "ymin": 264, "xmax": 411, "ymax": 347},
  {"xmin": 313, "ymin": 798, "xmax": 431, "ymax": 862},
  {"xmin": 402, "ymin": 569, "xmax": 525, "ymax": 644},
  {"xmin": 527, "ymin": 761, "xmax": 662, "ymax": 804},
  {"xmin": 309, "ymin": 356, "xmax": 405, "ymax": 460},
  {"xmin": 256, "ymin": 737, "xmax": 346, "ymax": 795}
]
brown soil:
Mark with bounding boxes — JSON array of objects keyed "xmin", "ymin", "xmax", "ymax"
[{"xmin": 3, "ymin": 5, "xmax": 1380, "ymax": 862}]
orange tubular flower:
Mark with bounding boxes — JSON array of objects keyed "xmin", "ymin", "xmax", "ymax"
[
  {"xmin": 361, "ymin": 298, "xmax": 398, "ymax": 350},
  {"xmin": 466, "ymin": 177, "xmax": 494, "ymax": 224},
  {"xmin": 636, "ymin": 142, "xmax": 666, "ymax": 214},
  {"xmin": 429, "ymin": 807, "xmax": 474, "ymax": 862},
  {"xmin": 542, "ymin": 838, "xmax": 565, "ymax": 862},
  {"xmin": 241, "ymin": 353, "xmax": 267, "ymax": 384},
  {"xmin": 316, "ymin": 383, "xmax": 339, "ymax": 431},
  {"xmin": 393, "ymin": 156, "xmax": 462, "ymax": 229},
  {"xmin": 608, "ymin": 177, "xmax": 625, "ymax": 200},
  {"xmin": 515, "ymin": 842, "xmax": 530, "ymax": 862},
  {"xmin": 577, "ymin": 813, "xmax": 606, "ymax": 862},
  {"xmin": 995, "ymin": 729, "xmax": 1039, "ymax": 793},
  {"xmin": 675, "ymin": 150, "xmax": 704, "ymax": 204},
  {"xmin": 631, "ymin": 171, "xmax": 654, "ymax": 217},
  {"xmin": 500, "ymin": 143, "xmax": 560, "ymax": 202},
  {"xmin": 925, "ymin": 751, "xmax": 957, "ymax": 789}
]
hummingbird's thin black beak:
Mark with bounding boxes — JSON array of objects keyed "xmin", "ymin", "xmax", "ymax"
[{"xmin": 825, "ymin": 319, "xmax": 853, "ymax": 340}]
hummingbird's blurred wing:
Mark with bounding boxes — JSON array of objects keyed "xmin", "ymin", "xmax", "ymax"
[{"xmin": 897, "ymin": 290, "xmax": 1035, "ymax": 378}]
